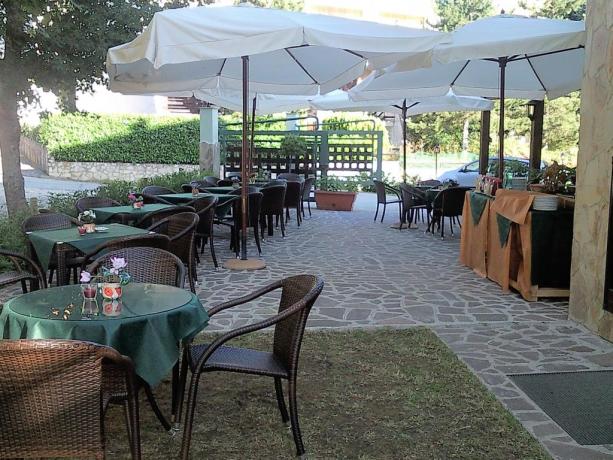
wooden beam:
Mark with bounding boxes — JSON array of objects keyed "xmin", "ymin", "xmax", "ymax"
[
  {"xmin": 529, "ymin": 100, "xmax": 544, "ymax": 170},
  {"xmin": 479, "ymin": 110, "xmax": 491, "ymax": 175}
]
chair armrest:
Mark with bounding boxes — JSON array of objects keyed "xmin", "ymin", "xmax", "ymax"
[
  {"xmin": 143, "ymin": 193, "xmax": 173, "ymax": 205},
  {"xmin": 0, "ymin": 249, "xmax": 47, "ymax": 289},
  {"xmin": 207, "ymin": 279, "xmax": 284, "ymax": 316},
  {"xmin": 385, "ymin": 184, "xmax": 401, "ymax": 200}
]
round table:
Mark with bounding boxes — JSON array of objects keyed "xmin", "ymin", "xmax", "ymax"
[{"xmin": 0, "ymin": 283, "xmax": 209, "ymax": 387}]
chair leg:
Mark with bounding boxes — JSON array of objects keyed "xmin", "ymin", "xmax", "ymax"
[
  {"xmin": 175, "ymin": 348, "xmax": 190, "ymax": 425},
  {"xmin": 254, "ymin": 225, "xmax": 262, "ymax": 255},
  {"xmin": 280, "ymin": 213, "xmax": 286, "ymax": 237},
  {"xmin": 450, "ymin": 217, "xmax": 455, "ymax": 236},
  {"xmin": 307, "ymin": 200, "xmax": 311, "ymax": 217},
  {"xmin": 374, "ymin": 203, "xmax": 379, "ymax": 221},
  {"xmin": 209, "ymin": 235, "xmax": 218, "ymax": 269},
  {"xmin": 128, "ymin": 388, "xmax": 141, "ymax": 460},
  {"xmin": 296, "ymin": 207, "xmax": 301, "ymax": 227},
  {"xmin": 187, "ymin": 263, "xmax": 196, "ymax": 293},
  {"xmin": 48, "ymin": 269, "xmax": 54, "ymax": 285},
  {"xmin": 274, "ymin": 377, "xmax": 290, "ymax": 424},
  {"xmin": 268, "ymin": 215, "xmax": 274, "ymax": 236},
  {"xmin": 143, "ymin": 382, "xmax": 171, "ymax": 431},
  {"xmin": 380, "ymin": 203, "xmax": 386, "ymax": 222},
  {"xmin": 180, "ymin": 374, "xmax": 202, "ymax": 460},
  {"xmin": 288, "ymin": 377, "xmax": 305, "ymax": 456},
  {"xmin": 398, "ymin": 202, "xmax": 402, "ymax": 224},
  {"xmin": 441, "ymin": 216, "xmax": 445, "ymax": 239}
]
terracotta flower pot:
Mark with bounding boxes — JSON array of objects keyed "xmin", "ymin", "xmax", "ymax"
[
  {"xmin": 83, "ymin": 223, "xmax": 96, "ymax": 233},
  {"xmin": 314, "ymin": 191, "xmax": 357, "ymax": 211}
]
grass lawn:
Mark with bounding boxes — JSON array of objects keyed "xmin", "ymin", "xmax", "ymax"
[{"xmin": 105, "ymin": 328, "xmax": 549, "ymax": 459}]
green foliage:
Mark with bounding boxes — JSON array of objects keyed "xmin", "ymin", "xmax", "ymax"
[
  {"xmin": 30, "ymin": 113, "xmax": 200, "ymax": 164},
  {"xmin": 317, "ymin": 176, "xmax": 360, "ymax": 193},
  {"xmin": 521, "ymin": 0, "xmax": 586, "ymax": 20},
  {"xmin": 432, "ymin": 0, "xmax": 493, "ymax": 31},
  {"xmin": 280, "ymin": 135, "xmax": 308, "ymax": 159}
]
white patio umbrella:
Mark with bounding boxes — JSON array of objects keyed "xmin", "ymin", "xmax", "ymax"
[
  {"xmin": 106, "ymin": 5, "xmax": 446, "ymax": 267},
  {"xmin": 195, "ymin": 89, "xmax": 311, "ymax": 115},
  {"xmin": 354, "ymin": 14, "xmax": 586, "ymax": 177}
]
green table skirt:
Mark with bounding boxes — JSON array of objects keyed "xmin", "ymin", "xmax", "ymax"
[
  {"xmin": 93, "ymin": 204, "xmax": 174, "ymax": 224},
  {"xmin": 0, "ymin": 284, "xmax": 209, "ymax": 387}
]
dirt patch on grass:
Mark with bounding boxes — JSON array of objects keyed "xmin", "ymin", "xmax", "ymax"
[{"xmin": 105, "ymin": 328, "xmax": 549, "ymax": 459}]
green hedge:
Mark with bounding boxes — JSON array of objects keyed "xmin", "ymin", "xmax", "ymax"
[{"xmin": 31, "ymin": 113, "xmax": 200, "ymax": 164}]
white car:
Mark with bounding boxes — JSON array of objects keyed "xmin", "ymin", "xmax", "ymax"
[{"xmin": 437, "ymin": 158, "xmax": 537, "ymax": 187}]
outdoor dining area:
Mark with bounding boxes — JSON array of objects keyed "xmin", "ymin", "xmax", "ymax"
[{"xmin": 3, "ymin": 1, "xmax": 612, "ymax": 459}]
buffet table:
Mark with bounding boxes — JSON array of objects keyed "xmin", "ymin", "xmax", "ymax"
[{"xmin": 460, "ymin": 189, "xmax": 574, "ymax": 301}]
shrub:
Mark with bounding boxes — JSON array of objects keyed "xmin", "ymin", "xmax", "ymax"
[
  {"xmin": 0, "ymin": 209, "xmax": 36, "ymax": 271},
  {"xmin": 30, "ymin": 113, "xmax": 200, "ymax": 164}
]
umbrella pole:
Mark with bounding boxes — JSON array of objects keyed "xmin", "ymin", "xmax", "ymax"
[
  {"xmin": 498, "ymin": 57, "xmax": 507, "ymax": 180},
  {"xmin": 402, "ymin": 99, "xmax": 407, "ymax": 183},
  {"xmin": 250, "ymin": 95, "xmax": 257, "ymax": 179},
  {"xmin": 224, "ymin": 56, "xmax": 265, "ymax": 270}
]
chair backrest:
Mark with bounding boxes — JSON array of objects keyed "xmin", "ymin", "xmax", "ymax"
[
  {"xmin": 216, "ymin": 179, "xmax": 233, "ymax": 187},
  {"xmin": 192, "ymin": 196, "xmax": 218, "ymax": 235},
  {"xmin": 434, "ymin": 187, "xmax": 471, "ymax": 217},
  {"xmin": 142, "ymin": 185, "xmax": 175, "ymax": 196},
  {"xmin": 148, "ymin": 212, "xmax": 199, "ymax": 265},
  {"xmin": 399, "ymin": 183, "xmax": 426, "ymax": 208},
  {"xmin": 81, "ymin": 233, "xmax": 170, "ymax": 270},
  {"xmin": 22, "ymin": 212, "xmax": 73, "ymax": 232},
  {"xmin": 278, "ymin": 173, "xmax": 301, "ymax": 181},
  {"xmin": 134, "ymin": 205, "xmax": 194, "ymax": 229},
  {"xmin": 231, "ymin": 192, "xmax": 263, "ymax": 226},
  {"xmin": 301, "ymin": 177, "xmax": 316, "ymax": 200},
  {"xmin": 419, "ymin": 179, "xmax": 442, "ymax": 187},
  {"xmin": 0, "ymin": 249, "xmax": 47, "ymax": 290},
  {"xmin": 202, "ymin": 176, "xmax": 220, "ymax": 187},
  {"xmin": 87, "ymin": 246, "xmax": 186, "ymax": 287},
  {"xmin": 273, "ymin": 275, "xmax": 324, "ymax": 372},
  {"xmin": 373, "ymin": 179, "xmax": 388, "ymax": 203},
  {"xmin": 226, "ymin": 172, "xmax": 241, "ymax": 181},
  {"xmin": 262, "ymin": 179, "xmax": 287, "ymax": 188},
  {"xmin": 228, "ymin": 186, "xmax": 260, "ymax": 195},
  {"xmin": 75, "ymin": 197, "xmax": 120, "ymax": 213},
  {"xmin": 284, "ymin": 181, "xmax": 303, "ymax": 207},
  {"xmin": 260, "ymin": 185, "xmax": 287, "ymax": 215},
  {"xmin": 0, "ymin": 339, "xmax": 130, "ymax": 459}
]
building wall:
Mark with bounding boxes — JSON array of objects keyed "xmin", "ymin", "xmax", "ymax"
[{"xmin": 569, "ymin": 0, "xmax": 613, "ymax": 341}]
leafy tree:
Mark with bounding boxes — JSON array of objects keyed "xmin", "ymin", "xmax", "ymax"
[
  {"xmin": 521, "ymin": 0, "xmax": 586, "ymax": 20},
  {"xmin": 0, "ymin": 1, "xmax": 209, "ymax": 215},
  {"xmin": 235, "ymin": 0, "xmax": 303, "ymax": 11},
  {"xmin": 432, "ymin": 0, "xmax": 493, "ymax": 31}
]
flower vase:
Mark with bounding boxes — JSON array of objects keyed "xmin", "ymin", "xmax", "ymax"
[
  {"xmin": 102, "ymin": 299, "xmax": 123, "ymax": 317},
  {"xmin": 84, "ymin": 223, "xmax": 96, "ymax": 233},
  {"xmin": 102, "ymin": 282, "xmax": 122, "ymax": 300}
]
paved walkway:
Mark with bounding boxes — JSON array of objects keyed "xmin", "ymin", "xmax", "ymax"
[{"xmin": 191, "ymin": 194, "xmax": 613, "ymax": 460}]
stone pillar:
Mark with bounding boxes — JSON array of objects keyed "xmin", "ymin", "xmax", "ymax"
[
  {"xmin": 569, "ymin": 0, "xmax": 613, "ymax": 341},
  {"xmin": 199, "ymin": 107, "xmax": 220, "ymax": 176}
]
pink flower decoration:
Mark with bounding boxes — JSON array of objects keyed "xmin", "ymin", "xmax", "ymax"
[
  {"xmin": 110, "ymin": 257, "xmax": 127, "ymax": 271},
  {"xmin": 80, "ymin": 271, "xmax": 92, "ymax": 283}
]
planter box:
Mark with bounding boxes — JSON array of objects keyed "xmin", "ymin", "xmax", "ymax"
[{"xmin": 314, "ymin": 191, "xmax": 357, "ymax": 211}]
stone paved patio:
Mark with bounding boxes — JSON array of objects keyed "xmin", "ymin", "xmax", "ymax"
[
  {"xmin": 2, "ymin": 193, "xmax": 613, "ymax": 459},
  {"xmin": 192, "ymin": 194, "xmax": 613, "ymax": 460}
]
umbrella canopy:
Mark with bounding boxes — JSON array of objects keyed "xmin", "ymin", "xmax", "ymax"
[
  {"xmin": 106, "ymin": 5, "xmax": 446, "ymax": 263},
  {"xmin": 106, "ymin": 5, "xmax": 446, "ymax": 96},
  {"xmin": 196, "ymin": 89, "xmax": 311, "ymax": 115},
  {"xmin": 354, "ymin": 14, "xmax": 586, "ymax": 177}
]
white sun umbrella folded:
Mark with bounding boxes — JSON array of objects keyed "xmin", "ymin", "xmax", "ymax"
[
  {"xmin": 366, "ymin": 14, "xmax": 586, "ymax": 177},
  {"xmin": 106, "ymin": 5, "xmax": 447, "ymax": 96}
]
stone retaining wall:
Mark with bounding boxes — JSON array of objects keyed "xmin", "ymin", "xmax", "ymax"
[{"xmin": 47, "ymin": 159, "xmax": 199, "ymax": 182}]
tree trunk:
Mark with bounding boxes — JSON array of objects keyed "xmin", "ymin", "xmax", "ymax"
[
  {"xmin": 58, "ymin": 85, "xmax": 78, "ymax": 112},
  {"xmin": 0, "ymin": 85, "xmax": 27, "ymax": 216},
  {"xmin": 462, "ymin": 118, "xmax": 470, "ymax": 152}
]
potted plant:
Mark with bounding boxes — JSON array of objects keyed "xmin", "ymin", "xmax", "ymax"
[
  {"xmin": 128, "ymin": 192, "xmax": 144, "ymax": 208},
  {"xmin": 78, "ymin": 210, "xmax": 97, "ymax": 233},
  {"xmin": 280, "ymin": 135, "xmax": 308, "ymax": 173},
  {"xmin": 80, "ymin": 256, "xmax": 131, "ymax": 304},
  {"xmin": 314, "ymin": 176, "xmax": 359, "ymax": 211}
]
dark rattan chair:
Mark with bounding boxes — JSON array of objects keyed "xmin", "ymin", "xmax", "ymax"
[
  {"xmin": 147, "ymin": 212, "xmax": 199, "ymax": 293},
  {"xmin": 419, "ymin": 179, "xmax": 442, "ymax": 187},
  {"xmin": 278, "ymin": 173, "xmax": 301, "ymax": 181},
  {"xmin": 22, "ymin": 212, "xmax": 83, "ymax": 284},
  {"xmin": 429, "ymin": 187, "xmax": 471, "ymax": 238},
  {"xmin": 260, "ymin": 184, "xmax": 287, "ymax": 238},
  {"xmin": 216, "ymin": 179, "xmax": 233, "ymax": 187},
  {"xmin": 0, "ymin": 339, "xmax": 140, "ymax": 460},
  {"xmin": 80, "ymin": 233, "xmax": 170, "ymax": 271},
  {"xmin": 284, "ymin": 181, "xmax": 303, "ymax": 226},
  {"xmin": 373, "ymin": 179, "xmax": 401, "ymax": 223},
  {"xmin": 190, "ymin": 195, "xmax": 219, "ymax": 269},
  {"xmin": 75, "ymin": 196, "xmax": 121, "ymax": 213},
  {"xmin": 134, "ymin": 205, "xmax": 194, "ymax": 229},
  {"xmin": 178, "ymin": 275, "xmax": 325, "ymax": 459},
  {"xmin": 301, "ymin": 176, "xmax": 316, "ymax": 218},
  {"xmin": 141, "ymin": 186, "xmax": 175, "ymax": 205},
  {"xmin": 221, "ymin": 191, "xmax": 263, "ymax": 256},
  {"xmin": 0, "ymin": 249, "xmax": 47, "ymax": 293},
  {"xmin": 399, "ymin": 184, "xmax": 429, "ymax": 230},
  {"xmin": 262, "ymin": 179, "xmax": 288, "ymax": 188}
]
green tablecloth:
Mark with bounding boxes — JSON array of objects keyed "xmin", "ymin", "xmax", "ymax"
[
  {"xmin": 496, "ymin": 213, "xmax": 512, "ymax": 247},
  {"xmin": 158, "ymin": 192, "xmax": 236, "ymax": 218},
  {"xmin": 93, "ymin": 204, "xmax": 174, "ymax": 224},
  {"xmin": 157, "ymin": 192, "xmax": 206, "ymax": 204},
  {"xmin": 469, "ymin": 192, "xmax": 492, "ymax": 225},
  {"xmin": 202, "ymin": 186, "xmax": 239, "ymax": 194},
  {"xmin": 0, "ymin": 283, "xmax": 209, "ymax": 387},
  {"xmin": 28, "ymin": 223, "xmax": 150, "ymax": 272}
]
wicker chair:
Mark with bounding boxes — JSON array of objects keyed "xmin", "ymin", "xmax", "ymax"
[
  {"xmin": 418, "ymin": 179, "xmax": 442, "ymax": 187},
  {"xmin": 0, "ymin": 249, "xmax": 47, "ymax": 293},
  {"xmin": 75, "ymin": 196, "xmax": 121, "ymax": 213},
  {"xmin": 398, "ymin": 184, "xmax": 429, "ymax": 230},
  {"xmin": 220, "ymin": 191, "xmax": 263, "ymax": 256},
  {"xmin": 81, "ymin": 233, "xmax": 171, "ymax": 271},
  {"xmin": 278, "ymin": 173, "xmax": 301, "ymax": 181},
  {"xmin": 301, "ymin": 176, "xmax": 316, "ymax": 218},
  {"xmin": 284, "ymin": 181, "xmax": 303, "ymax": 226},
  {"xmin": 141, "ymin": 186, "xmax": 175, "ymax": 205},
  {"xmin": 262, "ymin": 179, "xmax": 288, "ymax": 188},
  {"xmin": 190, "ymin": 196, "xmax": 219, "ymax": 269},
  {"xmin": 0, "ymin": 339, "xmax": 140, "ymax": 459},
  {"xmin": 147, "ymin": 212, "xmax": 199, "ymax": 293},
  {"xmin": 22, "ymin": 212, "xmax": 83, "ymax": 284},
  {"xmin": 216, "ymin": 179, "xmax": 233, "ymax": 187},
  {"xmin": 134, "ymin": 205, "xmax": 194, "ymax": 229},
  {"xmin": 260, "ymin": 184, "xmax": 287, "ymax": 238},
  {"xmin": 178, "ymin": 275, "xmax": 325, "ymax": 459},
  {"xmin": 373, "ymin": 179, "xmax": 401, "ymax": 223},
  {"xmin": 429, "ymin": 187, "xmax": 471, "ymax": 238}
]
